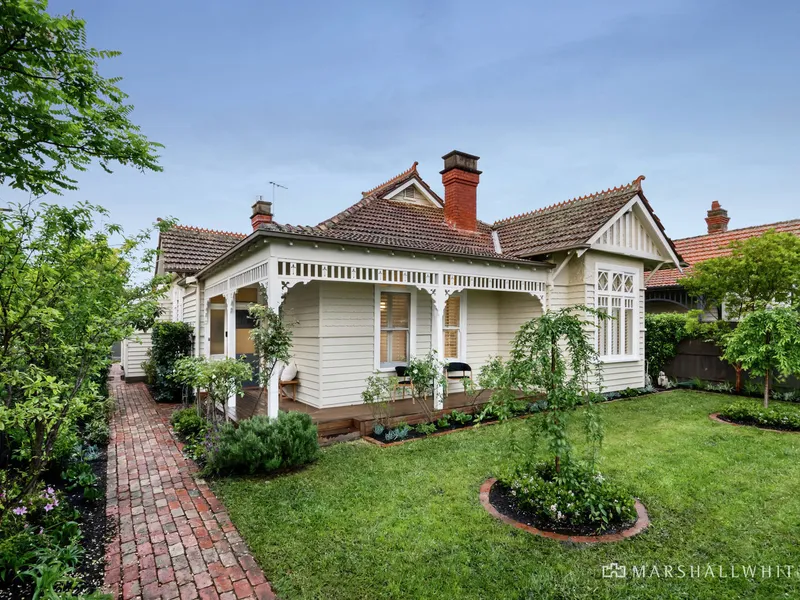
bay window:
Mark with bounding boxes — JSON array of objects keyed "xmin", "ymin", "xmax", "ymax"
[{"xmin": 596, "ymin": 268, "xmax": 637, "ymax": 359}]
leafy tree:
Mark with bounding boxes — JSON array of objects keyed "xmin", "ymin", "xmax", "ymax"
[
  {"xmin": 0, "ymin": 0, "xmax": 161, "ymax": 195},
  {"xmin": 0, "ymin": 201, "xmax": 170, "ymax": 521},
  {"xmin": 171, "ymin": 356, "xmax": 252, "ymax": 424},
  {"xmin": 505, "ymin": 307, "xmax": 607, "ymax": 472},
  {"xmin": 722, "ymin": 308, "xmax": 800, "ymax": 407},
  {"xmin": 680, "ymin": 231, "xmax": 800, "ymax": 391},
  {"xmin": 248, "ymin": 293, "xmax": 293, "ymax": 410},
  {"xmin": 681, "ymin": 231, "xmax": 800, "ymax": 320}
]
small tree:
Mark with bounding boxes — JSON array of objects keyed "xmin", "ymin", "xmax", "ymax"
[
  {"xmin": 405, "ymin": 351, "xmax": 447, "ymax": 422},
  {"xmin": 361, "ymin": 374, "xmax": 398, "ymax": 431},
  {"xmin": 248, "ymin": 291, "xmax": 293, "ymax": 411},
  {"xmin": 506, "ymin": 307, "xmax": 607, "ymax": 472},
  {"xmin": 172, "ymin": 356, "xmax": 252, "ymax": 423},
  {"xmin": 723, "ymin": 308, "xmax": 800, "ymax": 407}
]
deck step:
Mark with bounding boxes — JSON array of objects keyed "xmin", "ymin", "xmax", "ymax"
[{"xmin": 315, "ymin": 417, "xmax": 358, "ymax": 438}]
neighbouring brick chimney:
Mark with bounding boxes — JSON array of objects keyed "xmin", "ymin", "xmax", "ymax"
[
  {"xmin": 251, "ymin": 197, "xmax": 273, "ymax": 230},
  {"xmin": 705, "ymin": 200, "xmax": 730, "ymax": 234},
  {"xmin": 441, "ymin": 150, "xmax": 481, "ymax": 232}
]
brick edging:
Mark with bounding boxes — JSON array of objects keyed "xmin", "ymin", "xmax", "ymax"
[
  {"xmin": 478, "ymin": 478, "xmax": 649, "ymax": 544},
  {"xmin": 708, "ymin": 412, "xmax": 800, "ymax": 434}
]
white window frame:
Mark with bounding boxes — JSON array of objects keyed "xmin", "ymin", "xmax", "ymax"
[
  {"xmin": 441, "ymin": 291, "xmax": 467, "ymax": 362},
  {"xmin": 595, "ymin": 264, "xmax": 639, "ymax": 363},
  {"xmin": 374, "ymin": 286, "xmax": 417, "ymax": 372}
]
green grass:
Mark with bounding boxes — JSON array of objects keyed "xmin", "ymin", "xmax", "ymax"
[{"xmin": 213, "ymin": 392, "xmax": 800, "ymax": 599}]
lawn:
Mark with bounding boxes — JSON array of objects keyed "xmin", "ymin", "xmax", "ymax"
[{"xmin": 213, "ymin": 391, "xmax": 800, "ymax": 600}]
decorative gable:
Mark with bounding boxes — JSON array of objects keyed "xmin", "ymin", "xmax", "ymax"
[
  {"xmin": 383, "ymin": 179, "xmax": 442, "ymax": 208},
  {"xmin": 594, "ymin": 206, "xmax": 663, "ymax": 258}
]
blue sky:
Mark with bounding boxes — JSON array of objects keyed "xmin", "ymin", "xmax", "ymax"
[{"xmin": 2, "ymin": 0, "xmax": 799, "ymax": 242}]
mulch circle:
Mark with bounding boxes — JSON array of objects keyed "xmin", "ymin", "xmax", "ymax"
[
  {"xmin": 709, "ymin": 412, "xmax": 800, "ymax": 434},
  {"xmin": 479, "ymin": 478, "xmax": 649, "ymax": 544}
]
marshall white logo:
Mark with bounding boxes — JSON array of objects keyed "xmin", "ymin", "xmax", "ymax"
[{"xmin": 602, "ymin": 563, "xmax": 799, "ymax": 579}]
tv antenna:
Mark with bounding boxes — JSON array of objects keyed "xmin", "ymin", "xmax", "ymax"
[{"xmin": 268, "ymin": 181, "xmax": 288, "ymax": 204}]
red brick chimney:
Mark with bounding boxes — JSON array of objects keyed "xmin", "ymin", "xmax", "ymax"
[
  {"xmin": 251, "ymin": 198, "xmax": 273, "ymax": 230},
  {"xmin": 705, "ymin": 200, "xmax": 730, "ymax": 234},
  {"xmin": 441, "ymin": 150, "xmax": 481, "ymax": 231}
]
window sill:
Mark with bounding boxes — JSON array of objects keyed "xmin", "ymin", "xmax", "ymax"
[{"xmin": 599, "ymin": 355, "xmax": 640, "ymax": 364}]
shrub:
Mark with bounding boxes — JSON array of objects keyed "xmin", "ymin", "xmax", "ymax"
[
  {"xmin": 384, "ymin": 423, "xmax": 411, "ymax": 442},
  {"xmin": 205, "ymin": 412, "xmax": 319, "ymax": 475},
  {"xmin": 644, "ymin": 313, "xmax": 691, "ymax": 377},
  {"xmin": 170, "ymin": 408, "xmax": 208, "ymax": 439},
  {"xmin": 450, "ymin": 409, "xmax": 472, "ymax": 425},
  {"xmin": 435, "ymin": 414, "xmax": 451, "ymax": 429},
  {"xmin": 719, "ymin": 401, "xmax": 800, "ymax": 431},
  {"xmin": 499, "ymin": 461, "xmax": 637, "ymax": 532},
  {"xmin": 414, "ymin": 422, "xmax": 436, "ymax": 436},
  {"xmin": 141, "ymin": 353, "xmax": 156, "ymax": 385},
  {"xmin": 151, "ymin": 321, "xmax": 194, "ymax": 403},
  {"xmin": 83, "ymin": 417, "xmax": 110, "ymax": 446}
]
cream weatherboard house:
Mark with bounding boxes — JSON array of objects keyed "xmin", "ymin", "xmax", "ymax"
[{"xmin": 122, "ymin": 151, "xmax": 681, "ymax": 419}]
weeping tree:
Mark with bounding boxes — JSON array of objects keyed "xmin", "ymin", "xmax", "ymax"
[
  {"xmin": 505, "ymin": 306, "xmax": 608, "ymax": 472},
  {"xmin": 248, "ymin": 289, "xmax": 293, "ymax": 413},
  {"xmin": 723, "ymin": 308, "xmax": 800, "ymax": 407}
]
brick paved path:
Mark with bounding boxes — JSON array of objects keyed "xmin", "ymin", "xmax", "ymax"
[{"xmin": 104, "ymin": 368, "xmax": 276, "ymax": 600}]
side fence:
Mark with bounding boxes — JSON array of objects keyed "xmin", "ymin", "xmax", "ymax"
[{"xmin": 662, "ymin": 338, "xmax": 800, "ymax": 390}]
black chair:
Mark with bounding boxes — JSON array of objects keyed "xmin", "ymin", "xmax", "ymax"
[
  {"xmin": 446, "ymin": 362, "xmax": 472, "ymax": 380},
  {"xmin": 394, "ymin": 366, "xmax": 413, "ymax": 400}
]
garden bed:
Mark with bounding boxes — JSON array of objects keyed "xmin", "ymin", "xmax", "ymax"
[
  {"xmin": 364, "ymin": 386, "xmax": 661, "ymax": 446},
  {"xmin": 481, "ymin": 478, "xmax": 648, "ymax": 542},
  {"xmin": 0, "ymin": 448, "xmax": 109, "ymax": 600},
  {"xmin": 710, "ymin": 412, "xmax": 800, "ymax": 433}
]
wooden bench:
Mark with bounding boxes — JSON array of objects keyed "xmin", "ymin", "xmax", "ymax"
[{"xmin": 279, "ymin": 379, "xmax": 298, "ymax": 402}]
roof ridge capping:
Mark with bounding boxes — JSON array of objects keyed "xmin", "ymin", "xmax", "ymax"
[
  {"xmin": 492, "ymin": 175, "xmax": 646, "ymax": 228},
  {"xmin": 361, "ymin": 161, "xmax": 419, "ymax": 197},
  {"xmin": 170, "ymin": 223, "xmax": 247, "ymax": 238}
]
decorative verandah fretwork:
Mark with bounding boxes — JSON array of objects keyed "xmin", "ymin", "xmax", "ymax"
[{"xmin": 202, "ymin": 256, "xmax": 548, "ymax": 419}]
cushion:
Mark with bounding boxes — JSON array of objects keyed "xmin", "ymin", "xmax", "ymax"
[{"xmin": 280, "ymin": 362, "xmax": 298, "ymax": 382}]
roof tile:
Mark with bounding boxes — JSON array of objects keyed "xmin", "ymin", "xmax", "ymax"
[{"xmin": 646, "ymin": 219, "xmax": 800, "ymax": 287}]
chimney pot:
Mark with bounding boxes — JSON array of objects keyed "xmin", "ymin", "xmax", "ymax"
[
  {"xmin": 441, "ymin": 150, "xmax": 481, "ymax": 231},
  {"xmin": 251, "ymin": 199, "xmax": 273, "ymax": 230},
  {"xmin": 705, "ymin": 200, "xmax": 729, "ymax": 234}
]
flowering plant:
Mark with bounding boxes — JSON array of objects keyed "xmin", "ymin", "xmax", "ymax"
[{"xmin": 499, "ymin": 461, "xmax": 636, "ymax": 531}]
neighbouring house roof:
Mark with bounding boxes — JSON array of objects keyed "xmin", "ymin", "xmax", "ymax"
[
  {"xmin": 158, "ymin": 224, "xmax": 246, "ymax": 274},
  {"xmin": 645, "ymin": 219, "xmax": 800, "ymax": 288}
]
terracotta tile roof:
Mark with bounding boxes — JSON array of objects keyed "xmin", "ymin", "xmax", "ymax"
[
  {"xmin": 258, "ymin": 165, "xmax": 503, "ymax": 259},
  {"xmin": 159, "ymin": 225, "xmax": 246, "ymax": 274},
  {"xmin": 492, "ymin": 177, "xmax": 647, "ymax": 258},
  {"xmin": 169, "ymin": 166, "xmax": 679, "ymax": 277},
  {"xmin": 646, "ymin": 219, "xmax": 800, "ymax": 288}
]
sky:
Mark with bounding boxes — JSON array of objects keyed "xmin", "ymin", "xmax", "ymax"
[{"xmin": 2, "ymin": 0, "xmax": 799, "ymax": 243}]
